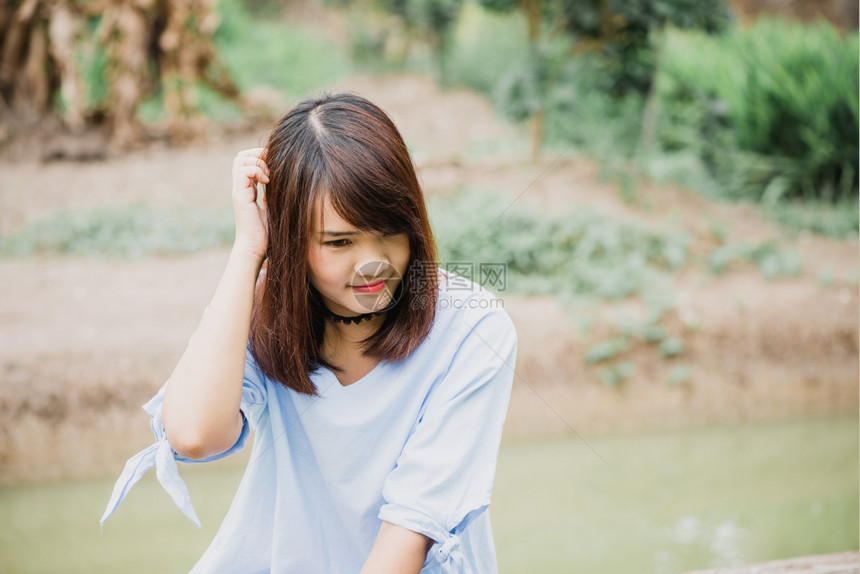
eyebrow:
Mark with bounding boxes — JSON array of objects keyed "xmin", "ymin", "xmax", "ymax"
[{"xmin": 320, "ymin": 230, "xmax": 360, "ymax": 237}]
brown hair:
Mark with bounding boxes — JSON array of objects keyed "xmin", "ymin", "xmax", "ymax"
[{"xmin": 249, "ymin": 92, "xmax": 438, "ymax": 395}]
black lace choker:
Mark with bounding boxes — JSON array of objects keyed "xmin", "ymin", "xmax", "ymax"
[
  {"xmin": 322, "ymin": 295, "xmax": 401, "ymax": 325},
  {"xmin": 322, "ymin": 307, "xmax": 378, "ymax": 325}
]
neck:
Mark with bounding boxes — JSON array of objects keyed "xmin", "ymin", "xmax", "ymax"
[{"xmin": 322, "ymin": 313, "xmax": 385, "ymax": 361}]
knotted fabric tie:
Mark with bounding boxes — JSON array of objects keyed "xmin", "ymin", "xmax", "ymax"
[
  {"xmin": 100, "ymin": 388, "xmax": 202, "ymax": 528},
  {"xmin": 100, "ymin": 433, "xmax": 201, "ymax": 527},
  {"xmin": 432, "ymin": 534, "xmax": 471, "ymax": 573}
]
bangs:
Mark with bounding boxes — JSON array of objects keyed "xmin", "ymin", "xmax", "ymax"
[{"xmin": 308, "ymin": 138, "xmax": 419, "ymax": 237}]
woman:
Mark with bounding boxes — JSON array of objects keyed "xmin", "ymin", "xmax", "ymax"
[{"xmin": 101, "ymin": 92, "xmax": 517, "ymax": 573}]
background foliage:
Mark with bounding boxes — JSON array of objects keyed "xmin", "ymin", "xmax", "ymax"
[
  {"xmin": 433, "ymin": 1, "xmax": 858, "ymax": 235},
  {"xmin": 655, "ymin": 19, "xmax": 859, "ymax": 205}
]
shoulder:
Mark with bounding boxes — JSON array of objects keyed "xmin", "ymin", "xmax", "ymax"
[{"xmin": 433, "ymin": 267, "xmax": 517, "ymax": 345}]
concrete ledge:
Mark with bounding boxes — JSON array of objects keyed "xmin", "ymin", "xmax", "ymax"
[{"xmin": 685, "ymin": 552, "xmax": 859, "ymax": 574}]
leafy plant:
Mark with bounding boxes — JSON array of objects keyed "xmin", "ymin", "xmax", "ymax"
[
  {"xmin": 655, "ymin": 18, "xmax": 859, "ymax": 204},
  {"xmin": 429, "ymin": 188, "xmax": 805, "ymax": 387},
  {"xmin": 558, "ymin": 0, "xmax": 732, "ymax": 96},
  {"xmin": 430, "ymin": 189, "xmax": 692, "ymax": 299},
  {"xmin": 214, "ymin": 0, "xmax": 349, "ymax": 98},
  {"xmin": 585, "ymin": 337, "xmax": 631, "ymax": 364},
  {"xmin": 0, "ymin": 205, "xmax": 233, "ymax": 259},
  {"xmin": 447, "ymin": 3, "xmax": 529, "ymax": 95},
  {"xmin": 665, "ymin": 364, "xmax": 691, "ymax": 385},
  {"xmin": 596, "ymin": 360, "xmax": 635, "ymax": 387},
  {"xmin": 659, "ymin": 337, "xmax": 684, "ymax": 357},
  {"xmin": 760, "ymin": 198, "xmax": 859, "ymax": 239},
  {"xmin": 707, "ymin": 240, "xmax": 803, "ymax": 279}
]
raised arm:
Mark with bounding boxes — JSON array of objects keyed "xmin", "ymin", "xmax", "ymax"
[{"xmin": 162, "ymin": 148, "xmax": 270, "ymax": 460}]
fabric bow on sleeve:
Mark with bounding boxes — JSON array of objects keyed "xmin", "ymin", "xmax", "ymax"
[{"xmin": 100, "ymin": 385, "xmax": 251, "ymax": 528}]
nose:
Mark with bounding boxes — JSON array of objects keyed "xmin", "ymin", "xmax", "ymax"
[
  {"xmin": 353, "ymin": 235, "xmax": 392, "ymax": 278},
  {"xmin": 355, "ymin": 258, "xmax": 391, "ymax": 282}
]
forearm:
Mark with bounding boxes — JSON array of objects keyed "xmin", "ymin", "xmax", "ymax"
[
  {"xmin": 162, "ymin": 245, "xmax": 263, "ymax": 459},
  {"xmin": 360, "ymin": 521, "xmax": 432, "ymax": 574}
]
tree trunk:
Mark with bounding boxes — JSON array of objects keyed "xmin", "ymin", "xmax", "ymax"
[
  {"xmin": 0, "ymin": 0, "xmax": 241, "ymax": 153},
  {"xmin": 159, "ymin": 0, "xmax": 240, "ymax": 142},
  {"xmin": 530, "ymin": 107, "xmax": 543, "ymax": 163},
  {"xmin": 522, "ymin": 0, "xmax": 542, "ymax": 162},
  {"xmin": 47, "ymin": 1, "xmax": 86, "ymax": 132},
  {"xmin": 637, "ymin": 28, "xmax": 664, "ymax": 157},
  {"xmin": 99, "ymin": 0, "xmax": 154, "ymax": 149}
]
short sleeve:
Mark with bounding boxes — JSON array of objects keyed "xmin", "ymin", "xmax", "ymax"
[
  {"xmin": 100, "ymin": 346, "xmax": 268, "ymax": 527},
  {"xmin": 377, "ymin": 300, "xmax": 517, "ymax": 571}
]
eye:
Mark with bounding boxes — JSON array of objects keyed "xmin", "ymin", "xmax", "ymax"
[{"xmin": 324, "ymin": 238, "xmax": 351, "ymax": 247}]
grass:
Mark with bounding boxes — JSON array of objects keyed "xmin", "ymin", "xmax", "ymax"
[
  {"xmin": 0, "ymin": 205, "xmax": 233, "ymax": 259},
  {"xmin": 760, "ymin": 199, "xmax": 859, "ymax": 240}
]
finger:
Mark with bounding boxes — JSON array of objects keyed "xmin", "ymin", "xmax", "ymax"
[
  {"xmin": 249, "ymin": 166, "xmax": 270, "ymax": 184},
  {"xmin": 236, "ymin": 147, "xmax": 267, "ymax": 158},
  {"xmin": 237, "ymin": 156, "xmax": 270, "ymax": 174},
  {"xmin": 236, "ymin": 156, "xmax": 270, "ymax": 177},
  {"xmin": 234, "ymin": 166, "xmax": 269, "ymax": 191},
  {"xmin": 237, "ymin": 163, "xmax": 269, "ymax": 179},
  {"xmin": 236, "ymin": 153, "xmax": 266, "ymax": 164}
]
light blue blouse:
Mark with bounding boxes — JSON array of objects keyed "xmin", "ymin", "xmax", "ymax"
[{"xmin": 101, "ymin": 275, "xmax": 517, "ymax": 573}]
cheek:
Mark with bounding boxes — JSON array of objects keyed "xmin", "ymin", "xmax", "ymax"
[
  {"xmin": 309, "ymin": 248, "xmax": 351, "ymax": 289},
  {"xmin": 307, "ymin": 247, "xmax": 329, "ymax": 286},
  {"xmin": 396, "ymin": 238, "xmax": 412, "ymax": 273}
]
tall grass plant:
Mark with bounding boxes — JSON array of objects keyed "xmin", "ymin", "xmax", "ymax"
[{"xmin": 655, "ymin": 18, "xmax": 859, "ymax": 204}]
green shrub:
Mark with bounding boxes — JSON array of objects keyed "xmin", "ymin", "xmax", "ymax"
[
  {"xmin": 656, "ymin": 18, "xmax": 859, "ymax": 204},
  {"xmin": 215, "ymin": 0, "xmax": 349, "ymax": 98},
  {"xmin": 706, "ymin": 240, "xmax": 803, "ymax": 278},
  {"xmin": 429, "ymin": 189, "xmax": 806, "ymax": 386},
  {"xmin": 658, "ymin": 337, "xmax": 684, "ymax": 357},
  {"xmin": 429, "ymin": 189, "xmax": 692, "ymax": 299},
  {"xmin": 542, "ymin": 57, "xmax": 646, "ymax": 160},
  {"xmin": 557, "ymin": 0, "xmax": 732, "ymax": 96},
  {"xmin": 665, "ymin": 364, "xmax": 691, "ymax": 385},
  {"xmin": 761, "ymin": 198, "xmax": 859, "ymax": 239},
  {"xmin": 585, "ymin": 337, "xmax": 632, "ymax": 364}
]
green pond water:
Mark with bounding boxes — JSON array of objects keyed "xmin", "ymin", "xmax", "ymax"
[{"xmin": 1, "ymin": 414, "xmax": 857, "ymax": 573}]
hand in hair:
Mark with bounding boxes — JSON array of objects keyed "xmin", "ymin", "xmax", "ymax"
[{"xmin": 232, "ymin": 147, "xmax": 270, "ymax": 260}]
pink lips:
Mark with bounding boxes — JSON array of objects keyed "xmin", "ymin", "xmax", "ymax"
[{"xmin": 353, "ymin": 279, "xmax": 386, "ymax": 294}]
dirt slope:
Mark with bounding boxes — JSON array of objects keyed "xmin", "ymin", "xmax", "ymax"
[{"xmin": 0, "ymin": 74, "xmax": 856, "ymax": 484}]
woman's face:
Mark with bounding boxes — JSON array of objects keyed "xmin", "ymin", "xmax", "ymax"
[{"xmin": 307, "ymin": 196, "xmax": 411, "ymax": 316}]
